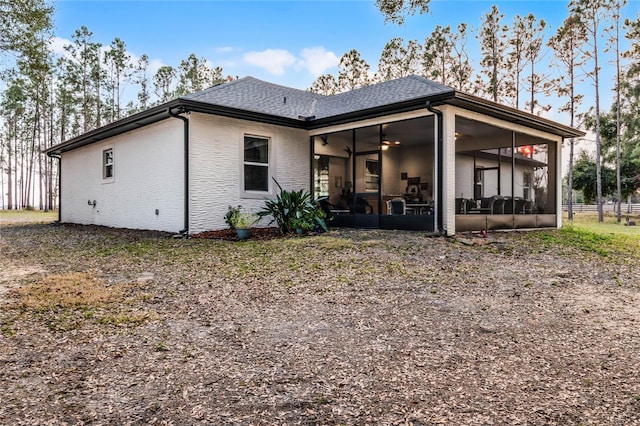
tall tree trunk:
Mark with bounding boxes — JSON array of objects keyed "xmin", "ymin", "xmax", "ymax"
[
  {"xmin": 594, "ymin": 32, "xmax": 603, "ymax": 223},
  {"xmin": 48, "ymin": 92, "xmax": 55, "ymax": 211},
  {"xmin": 6, "ymin": 127, "xmax": 13, "ymax": 210},
  {"xmin": 26, "ymin": 99, "xmax": 40, "ymax": 208},
  {"xmin": 567, "ymin": 89, "xmax": 575, "ymax": 220},
  {"xmin": 13, "ymin": 122, "xmax": 18, "ymax": 209},
  {"xmin": 493, "ymin": 61, "xmax": 498, "ymax": 102},
  {"xmin": 615, "ymin": 11, "xmax": 622, "ymax": 223},
  {"xmin": 19, "ymin": 122, "xmax": 25, "ymax": 208},
  {"xmin": 530, "ymin": 60, "xmax": 535, "ymax": 114}
]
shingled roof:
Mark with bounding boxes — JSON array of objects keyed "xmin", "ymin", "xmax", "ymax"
[
  {"xmin": 183, "ymin": 77, "xmax": 324, "ymax": 120},
  {"xmin": 45, "ymin": 75, "xmax": 583, "ymax": 156},
  {"xmin": 182, "ymin": 75, "xmax": 454, "ymax": 121}
]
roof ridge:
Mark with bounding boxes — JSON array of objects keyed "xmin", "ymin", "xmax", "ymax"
[{"xmin": 181, "ymin": 76, "xmax": 251, "ymax": 100}]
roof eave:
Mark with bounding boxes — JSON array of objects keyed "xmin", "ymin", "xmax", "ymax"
[
  {"xmin": 44, "ymin": 99, "xmax": 308, "ymax": 156},
  {"xmin": 440, "ymin": 92, "xmax": 585, "ymax": 139},
  {"xmin": 44, "ymin": 100, "xmax": 184, "ymax": 156},
  {"xmin": 178, "ymin": 99, "xmax": 308, "ymax": 129},
  {"xmin": 307, "ymin": 91, "xmax": 456, "ymax": 129}
]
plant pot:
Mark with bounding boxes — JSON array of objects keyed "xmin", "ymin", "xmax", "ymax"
[
  {"xmin": 236, "ymin": 228, "xmax": 251, "ymax": 240},
  {"xmin": 295, "ymin": 228, "xmax": 303, "ymax": 235}
]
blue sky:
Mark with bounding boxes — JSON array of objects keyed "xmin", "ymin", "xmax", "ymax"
[{"xmin": 52, "ymin": 0, "xmax": 638, "ymax": 112}]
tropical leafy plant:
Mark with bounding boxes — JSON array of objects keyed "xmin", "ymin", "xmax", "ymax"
[
  {"xmin": 258, "ymin": 179, "xmax": 328, "ymax": 234},
  {"xmin": 290, "ymin": 217, "xmax": 315, "ymax": 232}
]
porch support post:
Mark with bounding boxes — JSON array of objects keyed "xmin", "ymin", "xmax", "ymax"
[
  {"xmin": 555, "ymin": 139, "xmax": 563, "ymax": 229},
  {"xmin": 511, "ymin": 131, "xmax": 516, "ymax": 228},
  {"xmin": 438, "ymin": 105, "xmax": 456, "ymax": 236},
  {"xmin": 309, "ymin": 136, "xmax": 314, "ymax": 196}
]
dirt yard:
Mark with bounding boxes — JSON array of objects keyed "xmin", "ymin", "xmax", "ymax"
[{"xmin": 0, "ymin": 219, "xmax": 639, "ymax": 425}]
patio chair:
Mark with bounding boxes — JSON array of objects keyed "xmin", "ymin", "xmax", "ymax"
[
  {"xmin": 387, "ymin": 198, "xmax": 406, "ymax": 215},
  {"xmin": 354, "ymin": 197, "xmax": 373, "ymax": 214},
  {"xmin": 479, "ymin": 197, "xmax": 495, "ymax": 214},
  {"xmin": 466, "ymin": 198, "xmax": 478, "ymax": 213},
  {"xmin": 514, "ymin": 197, "xmax": 525, "ymax": 214},
  {"xmin": 492, "ymin": 196, "xmax": 506, "ymax": 214},
  {"xmin": 503, "ymin": 196, "xmax": 513, "ymax": 214},
  {"xmin": 315, "ymin": 197, "xmax": 334, "ymax": 218}
]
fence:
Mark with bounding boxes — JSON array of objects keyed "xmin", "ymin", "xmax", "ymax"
[{"xmin": 562, "ymin": 203, "xmax": 640, "ymax": 214}]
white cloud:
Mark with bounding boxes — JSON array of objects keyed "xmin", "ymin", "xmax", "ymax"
[
  {"xmin": 148, "ymin": 58, "xmax": 164, "ymax": 75},
  {"xmin": 215, "ymin": 46, "xmax": 234, "ymax": 53},
  {"xmin": 49, "ymin": 36, "xmax": 71, "ymax": 57},
  {"xmin": 243, "ymin": 49, "xmax": 296, "ymax": 75},
  {"xmin": 298, "ymin": 47, "xmax": 339, "ymax": 76}
]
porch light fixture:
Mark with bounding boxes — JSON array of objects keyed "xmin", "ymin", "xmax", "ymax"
[
  {"xmin": 519, "ymin": 145, "xmax": 533, "ymax": 156},
  {"xmin": 381, "ymin": 134, "xmax": 400, "ymax": 147}
]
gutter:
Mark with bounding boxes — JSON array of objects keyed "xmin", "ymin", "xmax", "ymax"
[
  {"xmin": 425, "ymin": 101, "xmax": 443, "ymax": 234},
  {"xmin": 308, "ymin": 92, "xmax": 455, "ymax": 130},
  {"xmin": 168, "ymin": 106, "xmax": 190, "ymax": 236},
  {"xmin": 44, "ymin": 101, "xmax": 180, "ymax": 156},
  {"xmin": 446, "ymin": 93, "xmax": 585, "ymax": 139}
]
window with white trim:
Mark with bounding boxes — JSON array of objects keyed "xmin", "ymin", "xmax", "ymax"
[
  {"xmin": 103, "ymin": 148, "xmax": 114, "ymax": 179},
  {"xmin": 523, "ymin": 171, "xmax": 532, "ymax": 200},
  {"xmin": 243, "ymin": 135, "xmax": 270, "ymax": 192}
]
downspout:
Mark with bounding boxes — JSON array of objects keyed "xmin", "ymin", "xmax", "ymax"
[
  {"xmin": 50, "ymin": 153, "xmax": 62, "ymax": 223},
  {"xmin": 168, "ymin": 106, "xmax": 189, "ymax": 235},
  {"xmin": 425, "ymin": 101, "xmax": 443, "ymax": 234},
  {"xmin": 309, "ymin": 136, "xmax": 314, "ymax": 195}
]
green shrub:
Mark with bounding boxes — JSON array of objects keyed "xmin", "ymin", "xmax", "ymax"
[{"xmin": 258, "ymin": 179, "xmax": 328, "ymax": 234}]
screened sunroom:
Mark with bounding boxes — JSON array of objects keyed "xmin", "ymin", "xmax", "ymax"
[
  {"xmin": 312, "ymin": 115, "xmax": 436, "ymax": 231},
  {"xmin": 453, "ymin": 116, "xmax": 560, "ymax": 232}
]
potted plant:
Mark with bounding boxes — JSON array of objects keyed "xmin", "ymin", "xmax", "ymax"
[
  {"xmin": 290, "ymin": 216, "xmax": 314, "ymax": 235},
  {"xmin": 225, "ymin": 206, "xmax": 257, "ymax": 240}
]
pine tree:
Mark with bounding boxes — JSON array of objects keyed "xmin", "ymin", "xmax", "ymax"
[
  {"xmin": 477, "ymin": 5, "xmax": 509, "ymax": 103},
  {"xmin": 621, "ymin": 14, "xmax": 640, "ymax": 206},
  {"xmin": 522, "ymin": 14, "xmax": 548, "ymax": 114},
  {"xmin": 423, "ymin": 26, "xmax": 453, "ymax": 85},
  {"xmin": 605, "ymin": 0, "xmax": 627, "ymax": 221},
  {"xmin": 375, "ymin": 0, "xmax": 431, "ymax": 25},
  {"xmin": 378, "ymin": 37, "xmax": 422, "ymax": 81},
  {"xmin": 548, "ymin": 15, "xmax": 589, "ymax": 221},
  {"xmin": 449, "ymin": 23, "xmax": 473, "ymax": 92},
  {"xmin": 506, "ymin": 15, "xmax": 529, "ymax": 109},
  {"xmin": 175, "ymin": 53, "xmax": 225, "ymax": 96},
  {"xmin": 63, "ymin": 26, "xmax": 103, "ymax": 133},
  {"xmin": 134, "ymin": 54, "xmax": 151, "ymax": 111},
  {"xmin": 309, "ymin": 74, "xmax": 338, "ymax": 95},
  {"xmin": 571, "ymin": 0, "xmax": 614, "ymax": 223},
  {"xmin": 1, "ymin": 0, "xmax": 54, "ymax": 210},
  {"xmin": 153, "ymin": 65, "xmax": 176, "ymax": 103},
  {"xmin": 103, "ymin": 37, "xmax": 132, "ymax": 121},
  {"xmin": 338, "ymin": 49, "xmax": 371, "ymax": 91}
]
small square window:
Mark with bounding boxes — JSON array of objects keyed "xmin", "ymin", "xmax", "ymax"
[{"xmin": 103, "ymin": 149, "xmax": 113, "ymax": 179}]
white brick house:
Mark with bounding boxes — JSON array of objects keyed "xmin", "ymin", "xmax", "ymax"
[{"xmin": 45, "ymin": 76, "xmax": 583, "ymax": 236}]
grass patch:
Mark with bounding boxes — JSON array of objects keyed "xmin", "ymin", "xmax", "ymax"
[
  {"xmin": 13, "ymin": 272, "xmax": 123, "ymax": 312},
  {"xmin": 531, "ymin": 213, "xmax": 640, "ymax": 260},
  {"xmin": 566, "ymin": 212, "xmax": 640, "ymax": 237},
  {"xmin": 0, "ymin": 209, "xmax": 57, "ymax": 224},
  {"xmin": 6, "ymin": 272, "xmax": 155, "ymax": 332}
]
